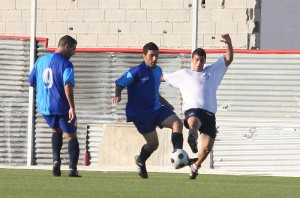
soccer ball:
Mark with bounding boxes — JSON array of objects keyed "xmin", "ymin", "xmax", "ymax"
[{"xmin": 170, "ymin": 149, "xmax": 189, "ymax": 169}]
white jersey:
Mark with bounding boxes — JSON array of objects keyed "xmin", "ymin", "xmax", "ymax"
[{"xmin": 164, "ymin": 55, "xmax": 228, "ymax": 113}]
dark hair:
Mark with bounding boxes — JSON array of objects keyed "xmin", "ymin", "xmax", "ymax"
[
  {"xmin": 143, "ymin": 42, "xmax": 159, "ymax": 54},
  {"xmin": 58, "ymin": 35, "xmax": 77, "ymax": 48},
  {"xmin": 192, "ymin": 48, "xmax": 206, "ymax": 58}
]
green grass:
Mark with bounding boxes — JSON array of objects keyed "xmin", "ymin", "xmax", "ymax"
[{"xmin": 0, "ymin": 169, "xmax": 300, "ymax": 198}]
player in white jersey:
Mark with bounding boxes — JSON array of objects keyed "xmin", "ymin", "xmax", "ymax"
[{"xmin": 163, "ymin": 34, "xmax": 233, "ymax": 179}]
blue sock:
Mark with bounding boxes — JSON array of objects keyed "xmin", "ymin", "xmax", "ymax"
[
  {"xmin": 52, "ymin": 132, "xmax": 63, "ymax": 163},
  {"xmin": 68, "ymin": 138, "xmax": 79, "ymax": 170}
]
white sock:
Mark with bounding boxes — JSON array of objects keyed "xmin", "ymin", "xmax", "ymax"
[{"xmin": 191, "ymin": 163, "xmax": 200, "ymax": 172}]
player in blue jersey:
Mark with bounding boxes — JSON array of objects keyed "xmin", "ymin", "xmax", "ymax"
[
  {"xmin": 28, "ymin": 35, "xmax": 81, "ymax": 177},
  {"xmin": 111, "ymin": 42, "xmax": 184, "ymax": 179}
]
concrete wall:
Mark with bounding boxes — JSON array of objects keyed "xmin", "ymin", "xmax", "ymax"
[
  {"xmin": 99, "ymin": 123, "xmax": 211, "ymax": 170},
  {"xmin": 0, "ymin": 0, "xmax": 259, "ymax": 49}
]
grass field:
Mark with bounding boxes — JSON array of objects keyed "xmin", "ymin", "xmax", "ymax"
[{"xmin": 0, "ymin": 168, "xmax": 300, "ymax": 198}]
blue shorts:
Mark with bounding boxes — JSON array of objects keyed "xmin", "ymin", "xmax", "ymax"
[
  {"xmin": 133, "ymin": 106, "xmax": 175, "ymax": 134},
  {"xmin": 184, "ymin": 108, "xmax": 217, "ymax": 139},
  {"xmin": 43, "ymin": 114, "xmax": 77, "ymax": 134}
]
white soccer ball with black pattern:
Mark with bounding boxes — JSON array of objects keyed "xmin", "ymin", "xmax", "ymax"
[{"xmin": 170, "ymin": 149, "xmax": 189, "ymax": 169}]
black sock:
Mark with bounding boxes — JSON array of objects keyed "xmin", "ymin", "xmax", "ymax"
[
  {"xmin": 52, "ymin": 132, "xmax": 63, "ymax": 163},
  {"xmin": 171, "ymin": 132, "xmax": 183, "ymax": 150},
  {"xmin": 68, "ymin": 138, "xmax": 80, "ymax": 170},
  {"xmin": 139, "ymin": 145, "xmax": 152, "ymax": 163}
]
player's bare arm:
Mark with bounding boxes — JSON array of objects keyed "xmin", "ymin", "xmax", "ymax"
[
  {"xmin": 64, "ymin": 82, "xmax": 76, "ymax": 123},
  {"xmin": 160, "ymin": 73, "xmax": 165, "ymax": 82},
  {"xmin": 111, "ymin": 85, "xmax": 123, "ymax": 105},
  {"xmin": 220, "ymin": 33, "xmax": 233, "ymax": 66}
]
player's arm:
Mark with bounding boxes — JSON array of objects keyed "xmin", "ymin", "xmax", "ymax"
[
  {"xmin": 65, "ymin": 82, "xmax": 76, "ymax": 123},
  {"xmin": 159, "ymin": 94, "xmax": 174, "ymax": 110},
  {"xmin": 161, "ymin": 73, "xmax": 165, "ymax": 82},
  {"xmin": 28, "ymin": 67, "xmax": 37, "ymax": 87},
  {"xmin": 112, "ymin": 70, "xmax": 135, "ymax": 105},
  {"xmin": 27, "ymin": 82, "xmax": 35, "ymax": 87},
  {"xmin": 221, "ymin": 33, "xmax": 233, "ymax": 66},
  {"xmin": 111, "ymin": 85, "xmax": 123, "ymax": 104},
  {"xmin": 63, "ymin": 66, "xmax": 76, "ymax": 123}
]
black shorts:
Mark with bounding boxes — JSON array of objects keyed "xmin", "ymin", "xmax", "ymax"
[{"xmin": 184, "ymin": 108, "xmax": 217, "ymax": 139}]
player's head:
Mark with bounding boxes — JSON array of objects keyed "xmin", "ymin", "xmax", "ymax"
[
  {"xmin": 57, "ymin": 35, "xmax": 77, "ymax": 60},
  {"xmin": 191, "ymin": 48, "xmax": 206, "ymax": 72},
  {"xmin": 143, "ymin": 42, "xmax": 159, "ymax": 54},
  {"xmin": 192, "ymin": 48, "xmax": 206, "ymax": 59},
  {"xmin": 142, "ymin": 42, "xmax": 159, "ymax": 67}
]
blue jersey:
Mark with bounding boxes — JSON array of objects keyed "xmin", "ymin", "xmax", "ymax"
[
  {"xmin": 115, "ymin": 61, "xmax": 163, "ymax": 122},
  {"xmin": 28, "ymin": 52, "xmax": 75, "ymax": 115}
]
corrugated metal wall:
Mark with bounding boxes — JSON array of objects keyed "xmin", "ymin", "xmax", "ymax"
[
  {"xmin": 1, "ymin": 37, "xmax": 300, "ymax": 175},
  {"xmin": 0, "ymin": 37, "xmax": 188, "ymax": 167},
  {"xmin": 214, "ymin": 53, "xmax": 300, "ymax": 174},
  {"xmin": 0, "ymin": 38, "xmax": 30, "ymax": 165},
  {"xmin": 33, "ymin": 50, "xmax": 186, "ymax": 166}
]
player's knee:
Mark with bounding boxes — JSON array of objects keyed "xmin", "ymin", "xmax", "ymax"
[
  {"xmin": 147, "ymin": 142, "xmax": 159, "ymax": 152},
  {"xmin": 202, "ymin": 145, "xmax": 212, "ymax": 155},
  {"xmin": 173, "ymin": 119, "xmax": 183, "ymax": 132},
  {"xmin": 65, "ymin": 133, "xmax": 78, "ymax": 142},
  {"xmin": 188, "ymin": 117, "xmax": 201, "ymax": 130}
]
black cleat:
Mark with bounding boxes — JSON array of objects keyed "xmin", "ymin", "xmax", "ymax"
[
  {"xmin": 188, "ymin": 158, "xmax": 198, "ymax": 166},
  {"xmin": 52, "ymin": 161, "xmax": 61, "ymax": 177},
  {"xmin": 135, "ymin": 155, "xmax": 148, "ymax": 179},
  {"xmin": 68, "ymin": 169, "xmax": 81, "ymax": 177},
  {"xmin": 188, "ymin": 134, "xmax": 198, "ymax": 153},
  {"xmin": 189, "ymin": 163, "xmax": 199, "ymax": 180}
]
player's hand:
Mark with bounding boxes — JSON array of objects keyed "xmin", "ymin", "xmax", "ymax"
[
  {"xmin": 220, "ymin": 33, "xmax": 232, "ymax": 45},
  {"xmin": 68, "ymin": 108, "xmax": 76, "ymax": 123},
  {"xmin": 111, "ymin": 96, "xmax": 121, "ymax": 105}
]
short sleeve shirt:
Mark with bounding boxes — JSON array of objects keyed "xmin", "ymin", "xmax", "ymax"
[
  {"xmin": 164, "ymin": 55, "xmax": 227, "ymax": 113},
  {"xmin": 28, "ymin": 52, "xmax": 75, "ymax": 115}
]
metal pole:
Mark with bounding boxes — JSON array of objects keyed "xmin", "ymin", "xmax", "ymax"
[
  {"xmin": 27, "ymin": 0, "xmax": 37, "ymax": 166},
  {"xmin": 192, "ymin": 0, "xmax": 199, "ymax": 53}
]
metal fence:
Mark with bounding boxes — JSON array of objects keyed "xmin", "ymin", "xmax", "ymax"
[{"xmin": 1, "ymin": 37, "xmax": 300, "ymax": 175}]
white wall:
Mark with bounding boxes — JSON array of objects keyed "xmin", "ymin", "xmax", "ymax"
[{"xmin": 0, "ymin": 0, "xmax": 259, "ymax": 49}]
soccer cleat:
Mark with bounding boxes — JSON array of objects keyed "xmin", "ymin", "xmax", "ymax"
[
  {"xmin": 135, "ymin": 155, "xmax": 148, "ymax": 179},
  {"xmin": 189, "ymin": 163, "xmax": 199, "ymax": 180},
  {"xmin": 187, "ymin": 134, "xmax": 198, "ymax": 153},
  {"xmin": 68, "ymin": 169, "xmax": 81, "ymax": 177},
  {"xmin": 188, "ymin": 158, "xmax": 198, "ymax": 166},
  {"xmin": 52, "ymin": 161, "xmax": 61, "ymax": 177}
]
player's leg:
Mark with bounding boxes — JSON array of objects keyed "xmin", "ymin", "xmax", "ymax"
[
  {"xmin": 59, "ymin": 115, "xmax": 81, "ymax": 177},
  {"xmin": 133, "ymin": 114, "xmax": 159, "ymax": 179},
  {"xmin": 64, "ymin": 132, "xmax": 80, "ymax": 177},
  {"xmin": 51, "ymin": 128, "xmax": 63, "ymax": 177},
  {"xmin": 142, "ymin": 130, "xmax": 159, "ymax": 153},
  {"xmin": 160, "ymin": 111, "xmax": 183, "ymax": 150},
  {"xmin": 190, "ymin": 133, "xmax": 215, "ymax": 179},
  {"xmin": 186, "ymin": 116, "xmax": 201, "ymax": 153},
  {"xmin": 194, "ymin": 109, "xmax": 216, "ymax": 167},
  {"xmin": 135, "ymin": 130, "xmax": 159, "ymax": 179},
  {"xmin": 196, "ymin": 133, "xmax": 214, "ymax": 167},
  {"xmin": 51, "ymin": 128, "xmax": 63, "ymax": 164},
  {"xmin": 43, "ymin": 115, "xmax": 63, "ymax": 176},
  {"xmin": 140, "ymin": 130, "xmax": 159, "ymax": 162},
  {"xmin": 188, "ymin": 109, "xmax": 216, "ymax": 179}
]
